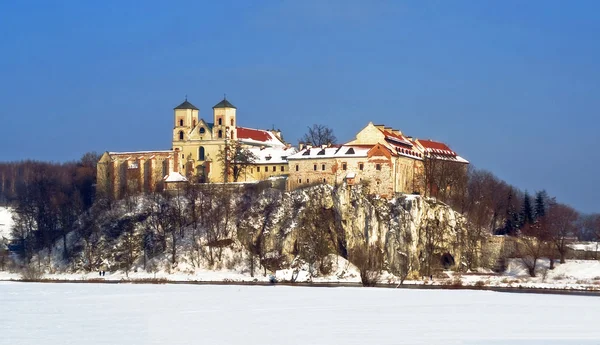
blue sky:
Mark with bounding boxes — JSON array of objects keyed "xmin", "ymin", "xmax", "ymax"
[{"xmin": 0, "ymin": 1, "xmax": 598, "ymax": 213}]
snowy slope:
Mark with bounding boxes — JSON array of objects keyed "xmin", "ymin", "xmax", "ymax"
[
  {"xmin": 0, "ymin": 283, "xmax": 599, "ymax": 345},
  {"xmin": 0, "ymin": 206, "xmax": 13, "ymax": 240}
]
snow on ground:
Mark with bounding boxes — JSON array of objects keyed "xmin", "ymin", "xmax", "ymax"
[
  {"xmin": 569, "ymin": 241, "xmax": 600, "ymax": 252},
  {"xmin": 0, "ymin": 206, "xmax": 13, "ymax": 240},
  {"xmin": 456, "ymin": 259, "xmax": 600, "ymax": 291},
  {"xmin": 1, "ymin": 282, "xmax": 599, "ymax": 345}
]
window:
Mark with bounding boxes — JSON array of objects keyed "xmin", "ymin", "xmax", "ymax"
[
  {"xmin": 323, "ymin": 178, "xmax": 326, "ymax": 183},
  {"xmin": 218, "ymin": 118, "xmax": 222, "ymax": 125},
  {"xmin": 230, "ymin": 118, "xmax": 234, "ymax": 126},
  {"xmin": 218, "ymin": 130, "xmax": 223, "ymax": 138},
  {"xmin": 313, "ymin": 164, "xmax": 317, "ymax": 171},
  {"xmin": 298, "ymin": 178, "xmax": 302, "ymax": 183},
  {"xmin": 272, "ymin": 166, "xmax": 276, "ymax": 172},
  {"xmin": 306, "ymin": 179, "xmax": 310, "ymax": 183},
  {"xmin": 179, "ymin": 131, "xmax": 184, "ymax": 140},
  {"xmin": 280, "ymin": 166, "xmax": 284, "ymax": 172},
  {"xmin": 199, "ymin": 127, "xmax": 205, "ymax": 134},
  {"xmin": 179, "ymin": 119, "xmax": 183, "ymax": 126},
  {"xmin": 231, "ymin": 130, "xmax": 234, "ymax": 138},
  {"xmin": 376, "ymin": 164, "xmax": 381, "ymax": 171},
  {"xmin": 295, "ymin": 164, "xmax": 299, "ymax": 171},
  {"xmin": 342, "ymin": 163, "xmax": 347, "ymax": 170},
  {"xmin": 257, "ymin": 167, "xmax": 261, "ymax": 172},
  {"xmin": 359, "ymin": 163, "xmax": 364, "ymax": 171},
  {"xmin": 199, "ymin": 147, "xmax": 205, "ymax": 161},
  {"xmin": 182, "ymin": 154, "xmax": 184, "ymax": 159},
  {"xmin": 321, "ymin": 164, "xmax": 325, "ymax": 171},
  {"xmin": 193, "ymin": 120, "xmax": 196, "ymax": 126}
]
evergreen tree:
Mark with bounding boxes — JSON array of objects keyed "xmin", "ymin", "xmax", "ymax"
[
  {"xmin": 520, "ymin": 191, "xmax": 534, "ymax": 227},
  {"xmin": 503, "ymin": 188, "xmax": 518, "ymax": 235},
  {"xmin": 534, "ymin": 190, "xmax": 547, "ymax": 221}
]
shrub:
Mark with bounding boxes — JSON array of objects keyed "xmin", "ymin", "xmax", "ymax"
[
  {"xmin": 349, "ymin": 244, "xmax": 384, "ymax": 287},
  {"xmin": 20, "ymin": 264, "xmax": 44, "ymax": 281},
  {"xmin": 474, "ymin": 280, "xmax": 486, "ymax": 288}
]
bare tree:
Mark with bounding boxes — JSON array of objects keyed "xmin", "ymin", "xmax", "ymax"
[
  {"xmin": 420, "ymin": 218, "xmax": 447, "ymax": 277},
  {"xmin": 516, "ymin": 219, "xmax": 548, "ymax": 277},
  {"xmin": 296, "ymin": 203, "xmax": 335, "ymax": 277},
  {"xmin": 349, "ymin": 244, "xmax": 384, "ymax": 287},
  {"xmin": 217, "ymin": 141, "xmax": 257, "ymax": 182},
  {"xmin": 547, "ymin": 203, "xmax": 579, "ymax": 264},
  {"xmin": 301, "ymin": 124, "xmax": 337, "ymax": 146}
]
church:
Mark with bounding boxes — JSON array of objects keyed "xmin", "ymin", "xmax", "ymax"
[{"xmin": 97, "ymin": 98, "xmax": 295, "ymax": 199}]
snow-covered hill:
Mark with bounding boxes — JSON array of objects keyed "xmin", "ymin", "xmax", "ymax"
[{"xmin": 0, "ymin": 206, "xmax": 13, "ymax": 240}]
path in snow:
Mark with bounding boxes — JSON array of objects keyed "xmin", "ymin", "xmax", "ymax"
[{"xmin": 1, "ymin": 282, "xmax": 599, "ymax": 345}]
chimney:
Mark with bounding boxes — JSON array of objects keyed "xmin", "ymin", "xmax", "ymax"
[
  {"xmin": 374, "ymin": 124, "xmax": 385, "ymax": 130},
  {"xmin": 306, "ymin": 144, "xmax": 313, "ymax": 150},
  {"xmin": 393, "ymin": 129, "xmax": 403, "ymax": 136},
  {"xmin": 299, "ymin": 141, "xmax": 305, "ymax": 151}
]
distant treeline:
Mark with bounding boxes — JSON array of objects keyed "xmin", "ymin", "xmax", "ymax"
[{"xmin": 0, "ymin": 153, "xmax": 99, "ymax": 258}]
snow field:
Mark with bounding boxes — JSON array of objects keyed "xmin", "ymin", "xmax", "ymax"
[{"xmin": 1, "ymin": 282, "xmax": 599, "ymax": 345}]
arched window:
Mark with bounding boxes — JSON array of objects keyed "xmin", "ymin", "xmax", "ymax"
[
  {"xmin": 199, "ymin": 147, "xmax": 205, "ymax": 161},
  {"xmin": 179, "ymin": 119, "xmax": 183, "ymax": 126},
  {"xmin": 193, "ymin": 120, "xmax": 196, "ymax": 127},
  {"xmin": 230, "ymin": 130, "xmax": 234, "ymax": 138},
  {"xmin": 218, "ymin": 118, "xmax": 222, "ymax": 125},
  {"xmin": 218, "ymin": 130, "xmax": 223, "ymax": 138},
  {"xmin": 179, "ymin": 131, "xmax": 184, "ymax": 140},
  {"xmin": 230, "ymin": 118, "xmax": 234, "ymax": 126},
  {"xmin": 199, "ymin": 127, "xmax": 205, "ymax": 134}
]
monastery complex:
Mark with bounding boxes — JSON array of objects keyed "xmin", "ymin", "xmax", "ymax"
[{"xmin": 97, "ymin": 98, "xmax": 468, "ymax": 199}]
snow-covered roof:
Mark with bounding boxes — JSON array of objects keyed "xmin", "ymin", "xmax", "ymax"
[
  {"xmin": 288, "ymin": 145, "xmax": 371, "ymax": 160},
  {"xmin": 164, "ymin": 172, "xmax": 188, "ymax": 182},
  {"xmin": 379, "ymin": 128, "xmax": 413, "ymax": 147},
  {"xmin": 414, "ymin": 139, "xmax": 469, "ymax": 164},
  {"xmin": 248, "ymin": 146, "xmax": 297, "ymax": 164},
  {"xmin": 236, "ymin": 127, "xmax": 285, "ymax": 148}
]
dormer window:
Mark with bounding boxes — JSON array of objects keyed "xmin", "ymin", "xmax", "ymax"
[{"xmin": 199, "ymin": 127, "xmax": 205, "ymax": 134}]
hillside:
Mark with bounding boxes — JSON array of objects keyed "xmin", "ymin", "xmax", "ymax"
[{"xmin": 2, "ymin": 185, "xmax": 600, "ymax": 291}]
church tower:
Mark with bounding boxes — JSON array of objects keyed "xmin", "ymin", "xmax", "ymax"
[
  {"xmin": 172, "ymin": 98, "xmax": 199, "ymax": 145},
  {"xmin": 212, "ymin": 97, "xmax": 237, "ymax": 140}
]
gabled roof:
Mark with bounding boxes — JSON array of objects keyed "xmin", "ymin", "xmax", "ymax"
[
  {"xmin": 164, "ymin": 172, "xmax": 188, "ymax": 182},
  {"xmin": 379, "ymin": 128, "xmax": 413, "ymax": 147},
  {"xmin": 174, "ymin": 100, "xmax": 199, "ymax": 110},
  {"xmin": 213, "ymin": 98, "xmax": 236, "ymax": 109}
]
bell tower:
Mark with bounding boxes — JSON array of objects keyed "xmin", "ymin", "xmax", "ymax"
[
  {"xmin": 212, "ymin": 96, "xmax": 237, "ymax": 140},
  {"xmin": 172, "ymin": 98, "xmax": 199, "ymax": 144}
]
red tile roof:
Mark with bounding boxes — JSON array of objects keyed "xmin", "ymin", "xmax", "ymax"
[
  {"xmin": 236, "ymin": 127, "xmax": 278, "ymax": 144},
  {"xmin": 418, "ymin": 139, "xmax": 456, "ymax": 156}
]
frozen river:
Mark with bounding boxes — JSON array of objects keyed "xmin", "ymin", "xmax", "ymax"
[{"xmin": 1, "ymin": 282, "xmax": 599, "ymax": 345}]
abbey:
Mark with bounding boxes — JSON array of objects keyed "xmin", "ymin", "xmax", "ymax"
[{"xmin": 97, "ymin": 97, "xmax": 468, "ymax": 200}]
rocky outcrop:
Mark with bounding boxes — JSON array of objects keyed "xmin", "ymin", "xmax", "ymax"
[{"xmin": 237, "ymin": 184, "xmax": 469, "ymax": 275}]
